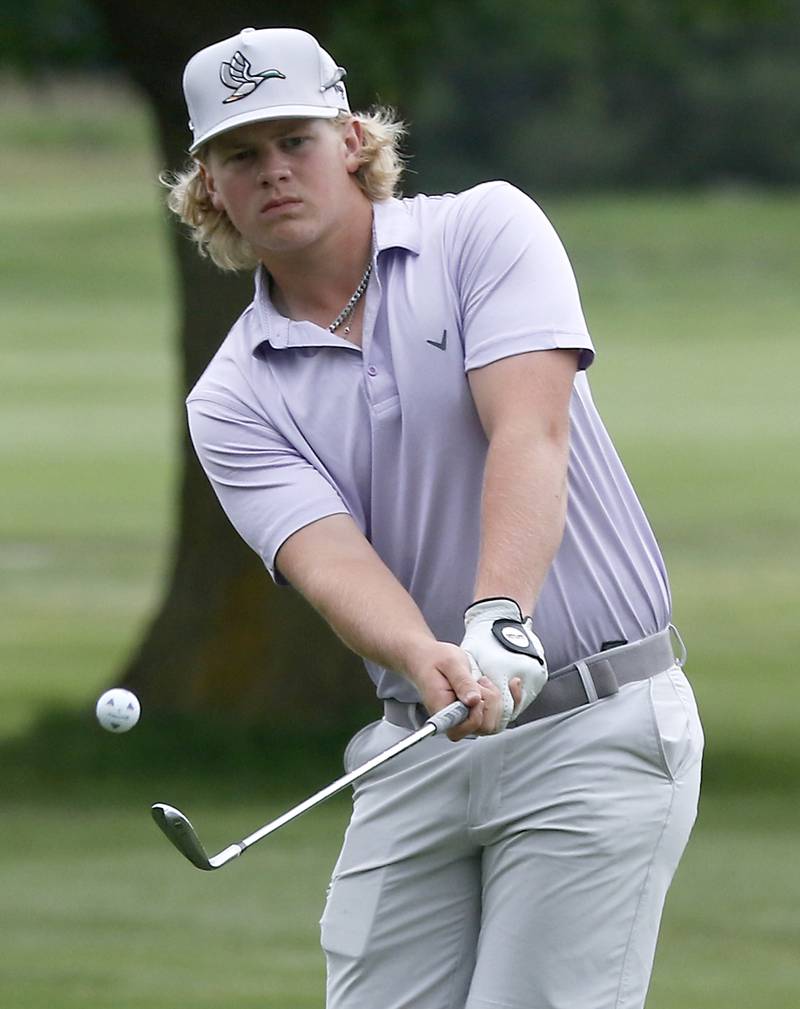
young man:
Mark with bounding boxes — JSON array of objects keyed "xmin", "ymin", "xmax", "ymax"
[{"xmin": 171, "ymin": 26, "xmax": 703, "ymax": 1009}]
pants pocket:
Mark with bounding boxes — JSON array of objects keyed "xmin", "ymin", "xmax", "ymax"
[
  {"xmin": 320, "ymin": 837, "xmax": 389, "ymax": 959},
  {"xmin": 343, "ymin": 718, "xmax": 413, "ymax": 774},
  {"xmin": 648, "ymin": 667, "xmax": 705, "ymax": 782},
  {"xmin": 342, "ymin": 720, "xmax": 382, "ymax": 773}
]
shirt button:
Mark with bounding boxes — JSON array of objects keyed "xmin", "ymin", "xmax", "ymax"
[{"xmin": 367, "ymin": 365, "xmax": 378, "ymax": 377}]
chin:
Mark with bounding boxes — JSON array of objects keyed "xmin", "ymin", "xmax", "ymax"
[{"xmin": 255, "ymin": 225, "xmax": 318, "ymax": 256}]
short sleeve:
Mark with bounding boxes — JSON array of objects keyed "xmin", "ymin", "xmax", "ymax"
[
  {"xmin": 452, "ymin": 183, "xmax": 595, "ymax": 372},
  {"xmin": 187, "ymin": 394, "xmax": 350, "ymax": 583}
]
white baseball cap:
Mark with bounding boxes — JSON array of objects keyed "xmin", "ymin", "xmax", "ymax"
[{"xmin": 183, "ymin": 27, "xmax": 350, "ymax": 153}]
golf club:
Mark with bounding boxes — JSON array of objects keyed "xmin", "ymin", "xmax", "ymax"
[{"xmin": 151, "ymin": 698, "xmax": 469, "ymax": 870}]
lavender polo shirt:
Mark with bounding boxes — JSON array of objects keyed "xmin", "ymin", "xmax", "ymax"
[{"xmin": 187, "ymin": 181, "xmax": 671, "ymax": 701}]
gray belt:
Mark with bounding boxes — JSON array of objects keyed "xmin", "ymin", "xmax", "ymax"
[{"xmin": 384, "ymin": 626, "xmax": 685, "ymax": 732}]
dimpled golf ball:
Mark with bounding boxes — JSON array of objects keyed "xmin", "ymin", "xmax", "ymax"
[{"xmin": 96, "ymin": 688, "xmax": 141, "ymax": 733}]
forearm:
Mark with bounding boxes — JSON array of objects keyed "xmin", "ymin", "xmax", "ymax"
[
  {"xmin": 473, "ymin": 426, "xmax": 569, "ymax": 614},
  {"xmin": 276, "ymin": 515, "xmax": 435, "ymax": 678},
  {"xmin": 312, "ymin": 560, "xmax": 436, "ymax": 676},
  {"xmin": 278, "ymin": 514, "xmax": 497, "ymax": 737}
]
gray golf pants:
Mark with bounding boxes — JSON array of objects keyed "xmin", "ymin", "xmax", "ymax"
[{"xmin": 321, "ymin": 666, "xmax": 703, "ymax": 1009}]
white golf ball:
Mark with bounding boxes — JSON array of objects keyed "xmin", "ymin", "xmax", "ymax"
[{"xmin": 95, "ymin": 688, "xmax": 141, "ymax": 733}]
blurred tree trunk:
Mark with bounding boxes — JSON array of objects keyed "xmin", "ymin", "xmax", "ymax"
[{"xmin": 90, "ymin": 3, "xmax": 384, "ymax": 729}]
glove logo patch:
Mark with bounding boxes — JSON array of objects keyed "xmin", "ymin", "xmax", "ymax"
[
  {"xmin": 491, "ymin": 619, "xmax": 545, "ymax": 663},
  {"xmin": 501, "ymin": 626, "xmax": 529, "ymax": 649}
]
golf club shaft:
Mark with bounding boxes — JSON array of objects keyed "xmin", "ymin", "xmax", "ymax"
[
  {"xmin": 238, "ymin": 699, "xmax": 469, "ymax": 851},
  {"xmin": 152, "ymin": 699, "xmax": 469, "ymax": 869}
]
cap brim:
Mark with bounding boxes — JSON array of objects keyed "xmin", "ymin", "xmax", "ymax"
[{"xmin": 189, "ymin": 105, "xmax": 343, "ymax": 153}]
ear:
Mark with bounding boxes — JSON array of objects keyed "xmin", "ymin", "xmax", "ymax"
[
  {"xmin": 199, "ymin": 160, "xmax": 226, "ymax": 212},
  {"xmin": 342, "ymin": 118, "xmax": 365, "ymax": 174}
]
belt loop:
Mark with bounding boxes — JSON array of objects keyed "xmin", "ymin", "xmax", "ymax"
[
  {"xmin": 575, "ymin": 660, "xmax": 599, "ymax": 703},
  {"xmin": 668, "ymin": 623, "xmax": 688, "ymax": 668}
]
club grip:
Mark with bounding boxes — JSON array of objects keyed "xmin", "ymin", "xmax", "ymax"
[{"xmin": 425, "ymin": 700, "xmax": 470, "ymax": 734}]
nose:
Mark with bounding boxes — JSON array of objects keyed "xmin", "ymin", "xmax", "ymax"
[{"xmin": 257, "ymin": 149, "xmax": 291, "ymax": 186}]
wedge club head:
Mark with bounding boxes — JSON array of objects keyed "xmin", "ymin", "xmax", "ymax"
[{"xmin": 151, "ymin": 803, "xmax": 244, "ymax": 870}]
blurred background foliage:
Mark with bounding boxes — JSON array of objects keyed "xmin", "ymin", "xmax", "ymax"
[
  {"xmin": 3, "ymin": 0, "xmax": 800, "ymax": 191},
  {"xmin": 1, "ymin": 4, "xmax": 798, "ymax": 1006},
  {"xmin": 0, "ymin": 0, "xmax": 797, "ymax": 766}
]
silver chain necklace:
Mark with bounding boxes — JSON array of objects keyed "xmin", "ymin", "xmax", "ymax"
[{"xmin": 328, "ymin": 258, "xmax": 373, "ymax": 336}]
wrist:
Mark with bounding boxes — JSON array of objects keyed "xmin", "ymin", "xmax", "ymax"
[
  {"xmin": 392, "ymin": 631, "xmax": 439, "ymax": 685},
  {"xmin": 464, "ymin": 597, "xmax": 525, "ymax": 626}
]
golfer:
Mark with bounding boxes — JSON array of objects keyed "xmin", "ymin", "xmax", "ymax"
[{"xmin": 168, "ymin": 26, "xmax": 703, "ymax": 1009}]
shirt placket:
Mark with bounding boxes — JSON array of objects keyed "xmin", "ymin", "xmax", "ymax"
[{"xmin": 360, "ymin": 264, "xmax": 398, "ymax": 410}]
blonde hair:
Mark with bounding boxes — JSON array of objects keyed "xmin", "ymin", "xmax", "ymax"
[{"xmin": 161, "ymin": 108, "xmax": 407, "ymax": 273}]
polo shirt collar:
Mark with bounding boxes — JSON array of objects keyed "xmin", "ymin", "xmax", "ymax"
[
  {"xmin": 248, "ymin": 197, "xmax": 421, "ymax": 354},
  {"xmin": 251, "ymin": 267, "xmax": 367, "ymax": 353},
  {"xmin": 372, "ymin": 197, "xmax": 422, "ymax": 255}
]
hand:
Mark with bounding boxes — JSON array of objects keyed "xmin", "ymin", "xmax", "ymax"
[
  {"xmin": 402, "ymin": 639, "xmax": 513, "ymax": 740},
  {"xmin": 460, "ymin": 598, "xmax": 548, "ymax": 731}
]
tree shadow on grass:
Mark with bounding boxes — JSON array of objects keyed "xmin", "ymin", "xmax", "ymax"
[
  {"xmin": 0, "ymin": 703, "xmax": 381, "ymax": 803},
  {"xmin": 1, "ymin": 704, "xmax": 797, "ymax": 804}
]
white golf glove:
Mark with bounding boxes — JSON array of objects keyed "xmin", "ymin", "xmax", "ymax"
[{"xmin": 460, "ymin": 597, "xmax": 548, "ymax": 731}]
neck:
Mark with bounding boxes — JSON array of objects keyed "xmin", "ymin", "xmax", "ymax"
[{"xmin": 264, "ymin": 198, "xmax": 374, "ymax": 329}]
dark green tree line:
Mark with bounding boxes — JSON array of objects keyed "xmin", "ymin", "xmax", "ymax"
[
  {"xmin": 3, "ymin": 1, "xmax": 798, "ymax": 728},
  {"xmin": 5, "ymin": 0, "xmax": 800, "ymax": 189}
]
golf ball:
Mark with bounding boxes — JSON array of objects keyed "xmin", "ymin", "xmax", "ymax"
[{"xmin": 95, "ymin": 688, "xmax": 141, "ymax": 733}]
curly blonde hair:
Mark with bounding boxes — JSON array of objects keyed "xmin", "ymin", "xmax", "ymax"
[{"xmin": 161, "ymin": 108, "xmax": 406, "ymax": 272}]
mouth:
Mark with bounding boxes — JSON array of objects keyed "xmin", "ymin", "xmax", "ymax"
[{"xmin": 260, "ymin": 197, "xmax": 302, "ymax": 215}]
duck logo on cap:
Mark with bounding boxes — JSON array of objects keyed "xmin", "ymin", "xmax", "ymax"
[{"xmin": 219, "ymin": 50, "xmax": 286, "ymax": 104}]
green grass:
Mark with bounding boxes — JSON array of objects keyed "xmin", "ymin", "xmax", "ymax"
[
  {"xmin": 648, "ymin": 793, "xmax": 800, "ymax": 1009},
  {"xmin": 0, "ymin": 790, "xmax": 345, "ymax": 1009},
  {"xmin": 0, "ymin": 80, "xmax": 177, "ymax": 737},
  {"xmin": 554, "ymin": 192, "xmax": 800, "ymax": 762},
  {"xmin": 0, "ymin": 790, "xmax": 797, "ymax": 1008},
  {"xmin": 1, "ymin": 79, "xmax": 798, "ymax": 1008}
]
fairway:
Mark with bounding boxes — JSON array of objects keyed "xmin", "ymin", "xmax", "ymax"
[
  {"xmin": 1, "ymin": 81, "xmax": 799, "ymax": 1008},
  {"xmin": 0, "ymin": 789, "xmax": 798, "ymax": 1008}
]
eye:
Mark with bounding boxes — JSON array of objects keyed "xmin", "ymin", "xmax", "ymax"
[
  {"xmin": 280, "ymin": 135, "xmax": 308, "ymax": 151},
  {"xmin": 227, "ymin": 149, "xmax": 254, "ymax": 163}
]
